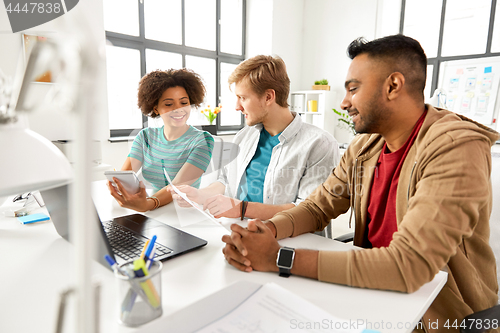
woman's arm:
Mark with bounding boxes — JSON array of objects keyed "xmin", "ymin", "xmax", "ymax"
[
  {"xmin": 108, "ymin": 157, "xmax": 156, "ymax": 212},
  {"xmin": 151, "ymin": 162, "xmax": 207, "ymax": 208},
  {"xmin": 121, "ymin": 157, "xmax": 142, "ymax": 172}
]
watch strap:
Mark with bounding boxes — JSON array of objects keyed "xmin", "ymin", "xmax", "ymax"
[{"xmin": 279, "ymin": 267, "xmax": 291, "ymax": 278}]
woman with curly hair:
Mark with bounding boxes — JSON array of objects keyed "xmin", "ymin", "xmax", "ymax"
[{"xmin": 108, "ymin": 68, "xmax": 215, "ymax": 212}]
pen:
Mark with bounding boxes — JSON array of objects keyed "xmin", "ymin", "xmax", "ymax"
[
  {"xmin": 143, "ymin": 235, "xmax": 157, "ymax": 262},
  {"xmin": 104, "ymin": 255, "xmax": 155, "ymax": 312},
  {"xmin": 147, "ymin": 244, "xmax": 157, "ymax": 270},
  {"xmin": 115, "ymin": 239, "xmax": 151, "ymax": 315},
  {"xmin": 104, "ymin": 254, "xmax": 124, "ymax": 274},
  {"xmin": 104, "ymin": 255, "xmax": 140, "ymax": 314},
  {"xmin": 140, "ymin": 239, "xmax": 150, "ymax": 259},
  {"xmin": 133, "ymin": 258, "xmax": 160, "ymax": 308}
]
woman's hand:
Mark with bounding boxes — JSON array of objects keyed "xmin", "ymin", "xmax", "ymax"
[
  {"xmin": 169, "ymin": 185, "xmax": 206, "ymax": 207},
  {"xmin": 204, "ymin": 195, "xmax": 242, "ymax": 218},
  {"xmin": 107, "ymin": 178, "xmax": 152, "ymax": 212}
]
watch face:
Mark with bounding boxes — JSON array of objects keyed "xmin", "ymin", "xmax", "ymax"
[{"xmin": 277, "ymin": 248, "xmax": 294, "ymax": 267}]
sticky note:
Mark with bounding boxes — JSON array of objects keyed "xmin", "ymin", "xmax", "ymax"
[
  {"xmin": 484, "ymin": 66, "xmax": 492, "ymax": 74},
  {"xmin": 18, "ymin": 213, "xmax": 50, "ymax": 224}
]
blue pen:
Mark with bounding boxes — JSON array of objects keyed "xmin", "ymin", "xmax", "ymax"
[
  {"xmin": 104, "ymin": 255, "xmax": 137, "ymax": 314},
  {"xmin": 104, "ymin": 255, "xmax": 154, "ymax": 314},
  {"xmin": 104, "ymin": 255, "xmax": 126, "ymax": 275},
  {"xmin": 147, "ymin": 244, "xmax": 157, "ymax": 270},
  {"xmin": 143, "ymin": 235, "xmax": 157, "ymax": 262}
]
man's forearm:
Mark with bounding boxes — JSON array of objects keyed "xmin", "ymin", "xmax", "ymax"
[
  {"xmin": 291, "ymin": 249, "xmax": 319, "ymax": 279},
  {"xmin": 245, "ymin": 202, "xmax": 295, "ymax": 221}
]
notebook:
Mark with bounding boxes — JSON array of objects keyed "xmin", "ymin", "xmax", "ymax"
[{"xmin": 41, "ymin": 184, "xmax": 207, "ymax": 268}]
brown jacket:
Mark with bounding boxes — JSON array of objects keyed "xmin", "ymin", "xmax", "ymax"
[{"xmin": 270, "ymin": 105, "xmax": 499, "ymax": 331}]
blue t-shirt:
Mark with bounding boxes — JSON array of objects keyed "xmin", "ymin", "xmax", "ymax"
[
  {"xmin": 238, "ymin": 129, "xmax": 281, "ymax": 203},
  {"xmin": 128, "ymin": 126, "xmax": 214, "ymax": 192}
]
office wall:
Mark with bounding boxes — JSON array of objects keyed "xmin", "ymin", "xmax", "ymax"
[
  {"xmin": 294, "ymin": 0, "xmax": 399, "ymax": 142},
  {"xmin": 0, "ymin": 0, "xmax": 109, "ymax": 142},
  {"xmin": 245, "ymin": 0, "xmax": 304, "ymax": 94},
  {"xmin": 271, "ymin": 0, "xmax": 305, "ymax": 94},
  {"xmin": 246, "ymin": 0, "xmax": 274, "ymax": 57}
]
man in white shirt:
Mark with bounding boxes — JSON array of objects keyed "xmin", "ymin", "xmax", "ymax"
[{"xmin": 172, "ymin": 55, "xmax": 339, "ymax": 220}]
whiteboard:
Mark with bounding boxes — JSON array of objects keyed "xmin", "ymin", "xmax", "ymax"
[{"xmin": 438, "ymin": 56, "xmax": 500, "ymax": 129}]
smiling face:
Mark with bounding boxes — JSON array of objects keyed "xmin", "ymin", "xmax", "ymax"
[
  {"xmin": 234, "ymin": 79, "xmax": 268, "ymax": 127},
  {"xmin": 155, "ymin": 86, "xmax": 191, "ymax": 128},
  {"xmin": 340, "ymin": 54, "xmax": 393, "ymax": 134}
]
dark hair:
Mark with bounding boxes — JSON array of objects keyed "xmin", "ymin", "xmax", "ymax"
[
  {"xmin": 138, "ymin": 68, "xmax": 206, "ymax": 118},
  {"xmin": 347, "ymin": 34, "xmax": 427, "ymax": 100},
  {"xmin": 228, "ymin": 55, "xmax": 290, "ymax": 108}
]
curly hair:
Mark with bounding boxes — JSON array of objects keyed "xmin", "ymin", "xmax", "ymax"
[{"xmin": 138, "ymin": 68, "xmax": 206, "ymax": 118}]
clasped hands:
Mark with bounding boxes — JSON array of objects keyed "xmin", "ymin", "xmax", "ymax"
[{"xmin": 221, "ymin": 219, "xmax": 281, "ymax": 273}]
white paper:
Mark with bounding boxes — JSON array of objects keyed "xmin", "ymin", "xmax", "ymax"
[
  {"xmin": 163, "ymin": 169, "xmax": 221, "ymax": 226},
  {"xmin": 196, "ymin": 283, "xmax": 365, "ymax": 333}
]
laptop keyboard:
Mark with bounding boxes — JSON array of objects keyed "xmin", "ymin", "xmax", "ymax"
[{"xmin": 102, "ymin": 220, "xmax": 172, "ymax": 261}]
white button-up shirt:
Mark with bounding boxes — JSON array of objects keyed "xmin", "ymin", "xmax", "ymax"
[{"xmin": 218, "ymin": 112, "xmax": 340, "ymax": 205}]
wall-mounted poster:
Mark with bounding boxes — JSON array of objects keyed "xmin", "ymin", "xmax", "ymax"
[{"xmin": 438, "ymin": 56, "xmax": 500, "ymax": 129}]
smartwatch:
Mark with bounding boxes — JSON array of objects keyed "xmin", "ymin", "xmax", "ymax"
[{"xmin": 276, "ymin": 247, "xmax": 295, "ymax": 277}]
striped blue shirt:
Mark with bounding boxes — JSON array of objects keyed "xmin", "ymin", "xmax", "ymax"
[{"xmin": 128, "ymin": 126, "xmax": 214, "ymax": 192}]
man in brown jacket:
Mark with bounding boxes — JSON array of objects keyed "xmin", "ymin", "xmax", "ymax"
[{"xmin": 222, "ymin": 34, "xmax": 499, "ymax": 332}]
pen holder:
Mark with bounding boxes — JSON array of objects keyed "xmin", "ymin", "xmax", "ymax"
[{"xmin": 115, "ymin": 260, "xmax": 163, "ymax": 327}]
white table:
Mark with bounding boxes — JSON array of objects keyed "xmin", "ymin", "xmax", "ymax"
[{"xmin": 0, "ymin": 181, "xmax": 447, "ymax": 333}]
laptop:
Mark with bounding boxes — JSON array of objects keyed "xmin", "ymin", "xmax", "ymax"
[{"xmin": 41, "ymin": 184, "xmax": 207, "ymax": 268}]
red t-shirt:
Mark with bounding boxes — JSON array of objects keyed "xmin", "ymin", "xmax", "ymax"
[{"xmin": 367, "ymin": 111, "xmax": 427, "ymax": 248}]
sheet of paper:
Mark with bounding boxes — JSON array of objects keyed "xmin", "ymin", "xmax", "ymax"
[
  {"xmin": 163, "ymin": 169, "xmax": 221, "ymax": 226},
  {"xmin": 196, "ymin": 283, "xmax": 366, "ymax": 333}
]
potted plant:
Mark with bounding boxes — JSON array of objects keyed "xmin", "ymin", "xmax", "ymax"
[
  {"xmin": 332, "ymin": 108, "xmax": 356, "ymax": 136},
  {"xmin": 200, "ymin": 104, "xmax": 221, "ymax": 135},
  {"xmin": 312, "ymin": 79, "xmax": 330, "ymax": 91}
]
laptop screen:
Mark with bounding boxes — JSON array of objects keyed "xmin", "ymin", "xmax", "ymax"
[{"xmin": 41, "ymin": 184, "xmax": 116, "ymax": 269}]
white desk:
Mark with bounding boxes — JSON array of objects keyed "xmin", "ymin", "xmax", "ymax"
[{"xmin": 0, "ymin": 182, "xmax": 447, "ymax": 333}]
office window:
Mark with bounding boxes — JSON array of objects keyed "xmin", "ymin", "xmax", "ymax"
[
  {"xmin": 105, "ymin": 45, "xmax": 142, "ymax": 130},
  {"xmin": 403, "ymin": 0, "xmax": 442, "ymax": 58},
  {"xmin": 185, "ymin": 0, "xmax": 216, "ymax": 51},
  {"xmin": 425, "ymin": 65, "xmax": 434, "ymax": 100},
  {"xmin": 104, "ymin": 0, "xmax": 246, "ymax": 138},
  {"xmin": 103, "ymin": 0, "xmax": 139, "ymax": 36},
  {"xmin": 400, "ymin": 0, "xmax": 500, "ymax": 98},
  {"xmin": 144, "ymin": 1, "xmax": 182, "ymax": 44},
  {"xmin": 145, "ymin": 49, "xmax": 183, "ymax": 73},
  {"xmin": 185, "ymin": 55, "xmax": 217, "ymax": 126},
  {"xmin": 220, "ymin": 62, "xmax": 240, "ymax": 126},
  {"xmin": 492, "ymin": 0, "xmax": 500, "ymax": 52},
  {"xmin": 221, "ymin": 0, "xmax": 243, "ymax": 55},
  {"xmin": 441, "ymin": 0, "xmax": 492, "ymax": 57}
]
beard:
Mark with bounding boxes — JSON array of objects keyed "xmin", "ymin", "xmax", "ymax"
[{"xmin": 350, "ymin": 94, "xmax": 390, "ymax": 134}]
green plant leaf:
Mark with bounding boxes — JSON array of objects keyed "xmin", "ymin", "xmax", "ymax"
[{"xmin": 332, "ymin": 108, "xmax": 356, "ymax": 135}]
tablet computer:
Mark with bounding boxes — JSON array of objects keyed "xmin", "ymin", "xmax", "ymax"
[{"xmin": 104, "ymin": 170, "xmax": 141, "ymax": 194}]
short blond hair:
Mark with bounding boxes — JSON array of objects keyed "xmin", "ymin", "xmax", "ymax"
[{"xmin": 228, "ymin": 55, "xmax": 290, "ymax": 107}]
